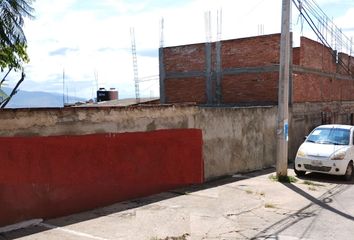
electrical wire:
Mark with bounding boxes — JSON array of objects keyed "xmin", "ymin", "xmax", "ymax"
[{"xmin": 292, "ymin": 0, "xmax": 352, "ymax": 75}]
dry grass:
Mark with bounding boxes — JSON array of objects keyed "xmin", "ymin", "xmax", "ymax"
[
  {"xmin": 245, "ymin": 189, "xmax": 253, "ymax": 194},
  {"xmin": 265, "ymin": 203, "xmax": 276, "ymax": 208}
]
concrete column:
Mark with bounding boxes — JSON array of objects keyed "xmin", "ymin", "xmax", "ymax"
[
  {"xmin": 215, "ymin": 41, "xmax": 222, "ymax": 104},
  {"xmin": 159, "ymin": 48, "xmax": 166, "ymax": 103},
  {"xmin": 205, "ymin": 43, "xmax": 212, "ymax": 104},
  {"xmin": 276, "ymin": 0, "xmax": 291, "ymax": 177}
]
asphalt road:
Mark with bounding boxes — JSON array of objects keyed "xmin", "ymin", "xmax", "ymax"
[
  {"xmin": 1, "ymin": 169, "xmax": 353, "ymax": 240},
  {"xmin": 255, "ymin": 173, "xmax": 354, "ymax": 240}
]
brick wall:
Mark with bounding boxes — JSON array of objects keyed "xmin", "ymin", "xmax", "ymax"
[
  {"xmin": 293, "ymin": 37, "xmax": 354, "ymax": 103},
  {"xmin": 299, "ymin": 37, "xmax": 336, "ymax": 72},
  {"xmin": 162, "ymin": 34, "xmax": 281, "ymax": 105},
  {"xmin": 222, "ymin": 34, "xmax": 280, "ymax": 68},
  {"xmin": 165, "ymin": 77, "xmax": 206, "ymax": 103},
  {"xmin": 338, "ymin": 52, "xmax": 354, "ymax": 75},
  {"xmin": 293, "ymin": 73, "xmax": 354, "ymax": 103},
  {"xmin": 222, "ymin": 72, "xmax": 278, "ymax": 104},
  {"xmin": 293, "ymin": 47, "xmax": 300, "ymax": 65},
  {"xmin": 161, "ymin": 34, "xmax": 354, "ymax": 105},
  {"xmin": 164, "ymin": 44, "xmax": 205, "ymax": 72}
]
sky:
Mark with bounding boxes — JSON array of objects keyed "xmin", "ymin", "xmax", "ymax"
[{"xmin": 4, "ymin": 0, "xmax": 354, "ymax": 102}]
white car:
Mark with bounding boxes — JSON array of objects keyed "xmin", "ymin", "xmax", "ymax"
[{"xmin": 294, "ymin": 124, "xmax": 354, "ymax": 181}]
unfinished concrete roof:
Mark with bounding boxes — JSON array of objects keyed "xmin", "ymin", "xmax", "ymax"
[{"xmin": 74, "ymin": 97, "xmax": 160, "ymax": 107}]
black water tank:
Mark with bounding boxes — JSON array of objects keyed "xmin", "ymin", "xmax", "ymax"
[{"xmin": 97, "ymin": 88, "xmax": 119, "ymax": 102}]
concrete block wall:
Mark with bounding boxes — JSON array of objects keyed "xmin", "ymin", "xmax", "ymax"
[
  {"xmin": 0, "ymin": 105, "xmax": 277, "ymax": 226},
  {"xmin": 289, "ymin": 101, "xmax": 354, "ymax": 160},
  {"xmin": 0, "ymin": 106, "xmax": 277, "ymax": 178},
  {"xmin": 195, "ymin": 106, "xmax": 277, "ymax": 178},
  {"xmin": 4, "ymin": 102, "xmax": 354, "ymax": 226}
]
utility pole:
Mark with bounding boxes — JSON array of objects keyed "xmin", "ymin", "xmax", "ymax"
[{"xmin": 276, "ymin": 0, "xmax": 291, "ymax": 177}]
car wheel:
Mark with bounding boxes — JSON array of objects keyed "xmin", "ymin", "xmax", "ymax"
[
  {"xmin": 294, "ymin": 168, "xmax": 306, "ymax": 177},
  {"xmin": 344, "ymin": 163, "xmax": 353, "ymax": 181}
]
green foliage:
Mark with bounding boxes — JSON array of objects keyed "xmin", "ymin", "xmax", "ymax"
[
  {"xmin": 0, "ymin": 42, "xmax": 29, "ymax": 71},
  {"xmin": 0, "ymin": 0, "xmax": 34, "ymax": 71},
  {"xmin": 269, "ymin": 174, "xmax": 298, "ymax": 183}
]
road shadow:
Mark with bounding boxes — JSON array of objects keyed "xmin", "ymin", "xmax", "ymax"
[
  {"xmin": 294, "ymin": 170, "xmax": 354, "ymax": 185},
  {"xmin": 1, "ymin": 167, "xmax": 275, "ymax": 239},
  {"xmin": 251, "ymin": 179, "xmax": 354, "ymax": 239}
]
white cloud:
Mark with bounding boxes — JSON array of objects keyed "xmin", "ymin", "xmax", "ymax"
[{"xmin": 335, "ymin": 7, "xmax": 354, "ymax": 35}]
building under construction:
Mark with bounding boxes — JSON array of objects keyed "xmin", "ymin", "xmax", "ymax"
[{"xmin": 159, "ymin": 33, "xmax": 354, "ymax": 106}]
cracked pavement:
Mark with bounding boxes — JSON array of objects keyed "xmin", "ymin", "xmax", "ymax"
[{"xmin": 1, "ymin": 168, "xmax": 353, "ymax": 240}]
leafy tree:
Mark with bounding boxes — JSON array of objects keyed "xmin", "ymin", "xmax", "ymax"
[{"xmin": 0, "ymin": 0, "xmax": 34, "ymax": 108}]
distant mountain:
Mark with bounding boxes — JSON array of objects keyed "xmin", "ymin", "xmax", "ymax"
[{"xmin": 2, "ymin": 87, "xmax": 86, "ymax": 108}]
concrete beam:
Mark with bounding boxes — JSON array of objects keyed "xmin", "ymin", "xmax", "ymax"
[
  {"xmin": 165, "ymin": 71, "xmax": 205, "ymax": 79},
  {"xmin": 165, "ymin": 66, "xmax": 279, "ymax": 80},
  {"xmin": 293, "ymin": 65, "xmax": 354, "ymax": 81},
  {"xmin": 223, "ymin": 65, "xmax": 279, "ymax": 75}
]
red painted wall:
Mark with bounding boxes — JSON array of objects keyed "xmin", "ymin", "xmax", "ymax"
[{"xmin": 0, "ymin": 129, "xmax": 203, "ymax": 226}]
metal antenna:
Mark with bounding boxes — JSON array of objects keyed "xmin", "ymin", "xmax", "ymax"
[
  {"xmin": 204, "ymin": 11, "xmax": 212, "ymax": 43},
  {"xmin": 159, "ymin": 18, "xmax": 164, "ymax": 48},
  {"xmin": 62, "ymin": 69, "xmax": 65, "ymax": 106},
  {"xmin": 217, "ymin": 9, "xmax": 222, "ymax": 41},
  {"xmin": 94, "ymin": 70, "xmax": 99, "ymax": 90},
  {"xmin": 130, "ymin": 27, "xmax": 140, "ymax": 102}
]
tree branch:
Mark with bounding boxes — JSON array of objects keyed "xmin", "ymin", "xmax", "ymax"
[
  {"xmin": 0, "ymin": 71, "xmax": 25, "ymax": 109},
  {"xmin": 0, "ymin": 67, "xmax": 13, "ymax": 86}
]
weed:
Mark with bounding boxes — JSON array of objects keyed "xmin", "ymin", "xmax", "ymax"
[
  {"xmin": 245, "ymin": 189, "xmax": 253, "ymax": 194},
  {"xmin": 151, "ymin": 233, "xmax": 190, "ymax": 240},
  {"xmin": 259, "ymin": 192, "xmax": 265, "ymax": 197},
  {"xmin": 308, "ymin": 186, "xmax": 317, "ymax": 191},
  {"xmin": 269, "ymin": 174, "xmax": 298, "ymax": 183},
  {"xmin": 302, "ymin": 180, "xmax": 324, "ymax": 187},
  {"xmin": 265, "ymin": 203, "xmax": 276, "ymax": 208}
]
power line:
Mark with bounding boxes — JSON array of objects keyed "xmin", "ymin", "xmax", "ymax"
[{"xmin": 293, "ymin": 0, "xmax": 353, "ymax": 75}]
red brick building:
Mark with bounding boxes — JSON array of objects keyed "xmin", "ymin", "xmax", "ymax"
[{"xmin": 159, "ymin": 33, "xmax": 354, "ymax": 105}]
